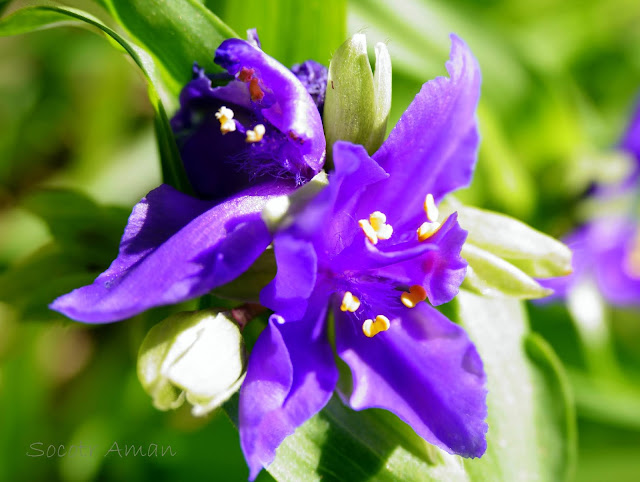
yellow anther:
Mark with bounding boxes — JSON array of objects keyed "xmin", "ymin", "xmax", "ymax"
[
  {"xmin": 376, "ymin": 223, "xmax": 393, "ymax": 240},
  {"xmin": 246, "ymin": 124, "xmax": 266, "ymax": 143},
  {"xmin": 359, "ymin": 211, "xmax": 393, "ymax": 244},
  {"xmin": 359, "ymin": 219, "xmax": 379, "ymax": 245},
  {"xmin": 401, "ymin": 285, "xmax": 428, "ymax": 308},
  {"xmin": 340, "ymin": 291, "xmax": 361, "ymax": 312},
  {"xmin": 215, "ymin": 106, "xmax": 236, "ymax": 134},
  {"xmin": 624, "ymin": 229, "xmax": 640, "ymax": 279},
  {"xmin": 424, "ymin": 193, "xmax": 439, "ymax": 223},
  {"xmin": 417, "ymin": 221, "xmax": 442, "ymax": 242},
  {"xmin": 369, "ymin": 211, "xmax": 386, "ymax": 231},
  {"xmin": 362, "ymin": 315, "xmax": 391, "ymax": 338}
]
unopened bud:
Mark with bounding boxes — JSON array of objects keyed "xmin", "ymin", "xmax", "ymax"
[
  {"xmin": 324, "ymin": 34, "xmax": 392, "ymax": 160},
  {"xmin": 137, "ymin": 309, "xmax": 246, "ymax": 416}
]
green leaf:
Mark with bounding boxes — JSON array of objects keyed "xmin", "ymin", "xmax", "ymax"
[
  {"xmin": 0, "ymin": 5, "xmax": 192, "ymax": 193},
  {"xmin": 0, "ymin": 244, "xmax": 98, "ymax": 320},
  {"xmin": 215, "ymin": 0, "xmax": 346, "ymax": 67},
  {"xmin": 225, "ymin": 290, "xmax": 575, "ymax": 481},
  {"xmin": 457, "ymin": 291, "xmax": 576, "ymax": 482},
  {"xmin": 0, "ymin": 190, "xmax": 131, "ymax": 319},
  {"xmin": 212, "ymin": 248, "xmax": 276, "ymax": 302},
  {"xmin": 21, "ymin": 189, "xmax": 129, "ymax": 263},
  {"xmin": 99, "ymin": 0, "xmax": 237, "ymax": 97},
  {"xmin": 568, "ymin": 369, "xmax": 640, "ymax": 431}
]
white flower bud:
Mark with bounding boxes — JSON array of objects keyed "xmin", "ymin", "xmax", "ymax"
[{"xmin": 137, "ymin": 309, "xmax": 246, "ymax": 417}]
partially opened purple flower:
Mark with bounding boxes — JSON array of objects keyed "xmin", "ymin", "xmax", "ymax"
[
  {"xmin": 541, "ymin": 219, "xmax": 640, "ymax": 306},
  {"xmin": 51, "ymin": 36, "xmax": 326, "ymax": 322},
  {"xmin": 540, "ymin": 99, "xmax": 640, "ymax": 306},
  {"xmin": 239, "ymin": 35, "xmax": 487, "ymax": 479}
]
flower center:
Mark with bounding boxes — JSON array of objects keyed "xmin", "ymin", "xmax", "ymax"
[
  {"xmin": 359, "ymin": 211, "xmax": 393, "ymax": 245},
  {"xmin": 215, "ymin": 106, "xmax": 266, "ymax": 144}
]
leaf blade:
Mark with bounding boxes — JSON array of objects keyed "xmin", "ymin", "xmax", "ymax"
[{"xmin": 101, "ymin": 0, "xmax": 238, "ymax": 96}]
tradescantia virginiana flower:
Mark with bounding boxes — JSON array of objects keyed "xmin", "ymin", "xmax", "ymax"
[
  {"xmin": 540, "ymin": 98, "xmax": 640, "ymax": 306},
  {"xmin": 50, "ymin": 32, "xmax": 326, "ymax": 322},
  {"xmin": 239, "ymin": 35, "xmax": 488, "ymax": 479}
]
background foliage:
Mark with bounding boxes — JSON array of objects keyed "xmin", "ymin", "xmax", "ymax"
[{"xmin": 1, "ymin": 0, "xmax": 639, "ymax": 480}]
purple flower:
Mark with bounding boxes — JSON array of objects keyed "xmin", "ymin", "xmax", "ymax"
[
  {"xmin": 541, "ymin": 219, "xmax": 640, "ymax": 306},
  {"xmin": 239, "ymin": 35, "xmax": 487, "ymax": 479},
  {"xmin": 540, "ymin": 99, "xmax": 640, "ymax": 306},
  {"xmin": 171, "ymin": 38, "xmax": 326, "ymax": 200},
  {"xmin": 50, "ymin": 37, "xmax": 326, "ymax": 323}
]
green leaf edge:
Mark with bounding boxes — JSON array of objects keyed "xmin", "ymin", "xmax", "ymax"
[
  {"xmin": 524, "ymin": 332, "xmax": 578, "ymax": 482},
  {"xmin": 0, "ymin": 5, "xmax": 193, "ymax": 194},
  {"xmin": 100, "ymin": 0, "xmax": 238, "ymax": 97}
]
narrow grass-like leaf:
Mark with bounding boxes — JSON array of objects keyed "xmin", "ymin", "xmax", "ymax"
[
  {"xmin": 99, "ymin": 0, "xmax": 237, "ymax": 96},
  {"xmin": 216, "ymin": 0, "xmax": 346, "ymax": 67},
  {"xmin": 0, "ymin": 5, "xmax": 192, "ymax": 193}
]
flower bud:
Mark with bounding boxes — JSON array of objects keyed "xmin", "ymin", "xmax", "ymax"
[
  {"xmin": 137, "ymin": 309, "xmax": 246, "ymax": 416},
  {"xmin": 324, "ymin": 34, "xmax": 392, "ymax": 159}
]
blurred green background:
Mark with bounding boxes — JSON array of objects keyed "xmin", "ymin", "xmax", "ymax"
[{"xmin": 1, "ymin": 0, "xmax": 640, "ymax": 480}]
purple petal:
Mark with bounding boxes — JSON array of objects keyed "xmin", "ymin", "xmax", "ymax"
[
  {"xmin": 365, "ymin": 34, "xmax": 481, "ymax": 228},
  {"xmin": 592, "ymin": 219, "xmax": 640, "ymax": 305},
  {"xmin": 50, "ymin": 181, "xmax": 295, "ymax": 323},
  {"xmin": 260, "ymin": 234, "xmax": 318, "ymax": 320},
  {"xmin": 283, "ymin": 141, "xmax": 388, "ymax": 256},
  {"xmin": 215, "ymin": 38, "xmax": 326, "ymax": 175},
  {"xmin": 538, "ymin": 220, "xmax": 640, "ymax": 306},
  {"xmin": 618, "ymin": 96, "xmax": 640, "ymax": 188},
  {"xmin": 246, "ymin": 28, "xmax": 261, "ymax": 49},
  {"xmin": 240, "ymin": 293, "xmax": 337, "ymax": 480},
  {"xmin": 335, "ymin": 301, "xmax": 487, "ymax": 458},
  {"xmin": 537, "ymin": 227, "xmax": 589, "ymax": 302},
  {"xmin": 371, "ymin": 214, "xmax": 468, "ymax": 306}
]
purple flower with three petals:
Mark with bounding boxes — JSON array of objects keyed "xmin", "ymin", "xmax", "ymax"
[
  {"xmin": 239, "ymin": 35, "xmax": 488, "ymax": 479},
  {"xmin": 540, "ymin": 99, "xmax": 640, "ymax": 306},
  {"xmin": 50, "ymin": 36, "xmax": 326, "ymax": 322}
]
